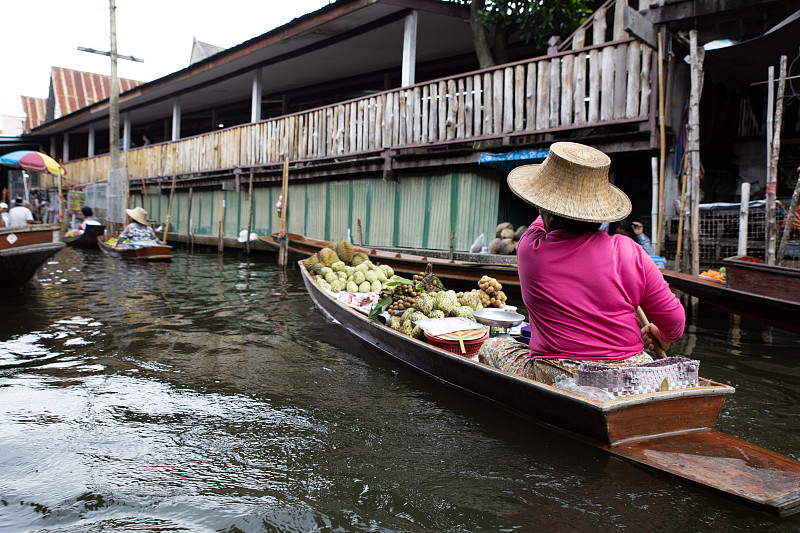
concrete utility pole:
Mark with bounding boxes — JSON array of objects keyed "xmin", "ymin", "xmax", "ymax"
[{"xmin": 78, "ymin": 0, "xmax": 143, "ymax": 225}]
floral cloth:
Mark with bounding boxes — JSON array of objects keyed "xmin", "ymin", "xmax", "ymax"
[
  {"xmin": 478, "ymin": 337, "xmax": 653, "ymax": 386},
  {"xmin": 118, "ymin": 222, "xmax": 159, "ymax": 243}
]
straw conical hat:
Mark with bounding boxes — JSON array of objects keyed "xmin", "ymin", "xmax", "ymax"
[
  {"xmin": 507, "ymin": 142, "xmax": 631, "ymax": 223},
  {"xmin": 126, "ymin": 206, "xmax": 150, "ymax": 225}
]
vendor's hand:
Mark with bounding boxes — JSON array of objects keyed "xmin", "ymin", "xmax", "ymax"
[
  {"xmin": 641, "ymin": 323, "xmax": 670, "ymax": 352},
  {"xmin": 631, "ymin": 221, "xmax": 644, "ymax": 235}
]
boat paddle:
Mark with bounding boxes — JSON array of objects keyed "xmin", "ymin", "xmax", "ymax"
[{"xmin": 636, "ymin": 306, "xmax": 668, "ymax": 359}]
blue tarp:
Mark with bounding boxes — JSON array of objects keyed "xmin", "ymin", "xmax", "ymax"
[{"xmin": 479, "ymin": 148, "xmax": 549, "ymax": 172}]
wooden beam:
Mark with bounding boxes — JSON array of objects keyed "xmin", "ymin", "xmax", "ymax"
[{"xmin": 623, "ymin": 6, "xmax": 657, "ymax": 49}]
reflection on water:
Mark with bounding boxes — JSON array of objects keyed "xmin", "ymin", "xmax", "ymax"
[{"xmin": 0, "ymin": 246, "xmax": 798, "ymax": 532}]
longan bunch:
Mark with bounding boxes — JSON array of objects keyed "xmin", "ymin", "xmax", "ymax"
[
  {"xmin": 387, "ymin": 282, "xmax": 420, "ymax": 313},
  {"xmin": 477, "ymin": 275, "xmax": 507, "ymax": 308}
]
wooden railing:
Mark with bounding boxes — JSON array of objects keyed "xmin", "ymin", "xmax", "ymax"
[{"xmin": 64, "ymin": 37, "xmax": 654, "ymax": 183}]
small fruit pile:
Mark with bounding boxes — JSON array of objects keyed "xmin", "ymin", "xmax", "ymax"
[
  {"xmin": 388, "ymin": 288, "xmax": 484, "ymax": 339},
  {"xmin": 468, "ymin": 275, "xmax": 507, "ymax": 308},
  {"xmin": 700, "ymin": 267, "xmax": 726, "ymax": 281},
  {"xmin": 307, "ymin": 239, "xmax": 395, "ymax": 293}
]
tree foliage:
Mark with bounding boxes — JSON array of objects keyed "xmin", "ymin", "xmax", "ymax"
[{"xmin": 454, "ymin": 0, "xmax": 593, "ymax": 68}]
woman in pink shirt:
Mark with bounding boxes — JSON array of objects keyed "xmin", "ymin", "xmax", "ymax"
[{"xmin": 479, "ymin": 142, "xmax": 684, "ymax": 385}]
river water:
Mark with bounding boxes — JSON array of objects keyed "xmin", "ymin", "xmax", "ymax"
[{"xmin": 1, "ymin": 247, "xmax": 798, "ymax": 532}]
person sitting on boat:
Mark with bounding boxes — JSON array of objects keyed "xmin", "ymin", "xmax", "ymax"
[
  {"xmin": 7, "ymin": 196, "xmax": 34, "ymax": 228},
  {"xmin": 478, "ymin": 142, "xmax": 685, "ymax": 385},
  {"xmin": 608, "ymin": 218, "xmax": 655, "ymax": 255},
  {"xmin": 117, "ymin": 206, "xmax": 161, "ymax": 245},
  {"xmin": 76, "ymin": 206, "xmax": 101, "ymax": 233},
  {"xmin": 0, "ymin": 202, "xmax": 9, "ymax": 228}
]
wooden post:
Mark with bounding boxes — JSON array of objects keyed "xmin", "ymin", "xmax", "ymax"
[
  {"xmin": 766, "ymin": 56, "xmax": 787, "ymax": 265},
  {"xmin": 655, "ymin": 30, "xmax": 666, "ymax": 255},
  {"xmin": 737, "ymin": 182, "xmax": 750, "ymax": 257},
  {"xmin": 58, "ymin": 172, "xmax": 65, "ymax": 238},
  {"xmin": 278, "ymin": 160, "xmax": 290, "ymax": 267},
  {"xmin": 162, "ymin": 170, "xmax": 177, "ymax": 244},
  {"xmin": 778, "ymin": 169, "xmax": 800, "ymax": 264},
  {"xmin": 650, "ymin": 156, "xmax": 658, "ymax": 248},
  {"xmin": 357, "ymin": 218, "xmax": 363, "ymax": 247},
  {"xmin": 187, "ymin": 187, "xmax": 194, "ymax": 253},
  {"xmin": 218, "ymin": 196, "xmax": 225, "ymax": 252},
  {"xmin": 688, "ymin": 31, "xmax": 704, "ymax": 276},
  {"xmin": 674, "ymin": 157, "xmax": 688, "ymax": 271},
  {"xmin": 245, "ymin": 172, "xmax": 254, "ymax": 255}
]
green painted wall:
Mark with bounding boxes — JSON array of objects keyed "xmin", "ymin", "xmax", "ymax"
[{"xmin": 131, "ymin": 169, "xmax": 500, "ymax": 251}]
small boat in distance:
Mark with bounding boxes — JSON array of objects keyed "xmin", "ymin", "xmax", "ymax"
[
  {"xmin": 97, "ymin": 234, "xmax": 172, "ymax": 261},
  {"xmin": 262, "ymin": 232, "xmax": 520, "ymax": 294},
  {"xmin": 64, "ymin": 223, "xmax": 105, "ymax": 248},
  {"xmin": 662, "ymin": 256, "xmax": 800, "ymax": 334},
  {"xmin": 0, "ymin": 225, "xmax": 65, "ymax": 290},
  {"xmin": 299, "ymin": 259, "xmax": 800, "ymax": 516}
]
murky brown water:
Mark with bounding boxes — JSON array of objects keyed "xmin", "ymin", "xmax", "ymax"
[{"xmin": 1, "ymin": 246, "xmax": 798, "ymax": 532}]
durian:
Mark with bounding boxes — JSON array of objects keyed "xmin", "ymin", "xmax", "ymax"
[
  {"xmin": 318, "ymin": 247, "xmax": 339, "ymax": 266},
  {"xmin": 351, "ymin": 252, "xmax": 369, "ymax": 266},
  {"xmin": 305, "ymin": 255, "xmax": 319, "ymax": 272},
  {"xmin": 335, "ymin": 239, "xmax": 355, "ymax": 264}
]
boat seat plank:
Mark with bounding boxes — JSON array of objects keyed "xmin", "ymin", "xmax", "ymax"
[{"xmin": 609, "ymin": 429, "xmax": 800, "ymax": 516}]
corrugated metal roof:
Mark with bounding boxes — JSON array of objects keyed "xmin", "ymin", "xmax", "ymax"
[
  {"xmin": 50, "ymin": 66, "xmax": 142, "ymax": 118},
  {"xmin": 21, "ymin": 96, "xmax": 47, "ymax": 131}
]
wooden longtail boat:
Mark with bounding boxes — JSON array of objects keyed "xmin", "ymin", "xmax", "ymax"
[
  {"xmin": 97, "ymin": 234, "xmax": 172, "ymax": 261},
  {"xmin": 262, "ymin": 233, "xmax": 520, "ymax": 293},
  {"xmin": 299, "ymin": 260, "xmax": 800, "ymax": 516},
  {"xmin": 64, "ymin": 223, "xmax": 105, "ymax": 248},
  {"xmin": 662, "ymin": 256, "xmax": 800, "ymax": 334},
  {"xmin": 0, "ymin": 225, "xmax": 65, "ymax": 290}
]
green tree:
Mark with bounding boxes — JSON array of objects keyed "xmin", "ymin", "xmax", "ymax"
[{"xmin": 457, "ymin": 0, "xmax": 592, "ymax": 69}]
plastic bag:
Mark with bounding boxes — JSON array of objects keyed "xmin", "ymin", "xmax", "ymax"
[
  {"xmin": 554, "ymin": 378, "xmax": 615, "ymax": 401},
  {"xmin": 470, "ymin": 233, "xmax": 484, "ymax": 253}
]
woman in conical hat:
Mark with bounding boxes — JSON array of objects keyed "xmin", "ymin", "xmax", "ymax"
[
  {"xmin": 117, "ymin": 206, "xmax": 162, "ymax": 245},
  {"xmin": 478, "ymin": 142, "xmax": 685, "ymax": 387}
]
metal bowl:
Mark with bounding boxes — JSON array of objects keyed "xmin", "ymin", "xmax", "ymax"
[{"xmin": 473, "ymin": 308, "xmax": 525, "ymax": 328}]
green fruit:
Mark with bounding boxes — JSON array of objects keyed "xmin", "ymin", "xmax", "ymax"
[
  {"xmin": 414, "ymin": 293, "xmax": 434, "ymax": 315},
  {"xmin": 346, "ymin": 280, "xmax": 359, "ymax": 293},
  {"xmin": 358, "ymin": 281, "xmax": 371, "ymax": 292},
  {"xmin": 365, "ymin": 270, "xmax": 378, "ymax": 283},
  {"xmin": 351, "ymin": 252, "xmax": 369, "ymax": 266},
  {"xmin": 353, "ymin": 271, "xmax": 366, "ymax": 285},
  {"xmin": 324, "ymin": 272, "xmax": 337, "ymax": 284},
  {"xmin": 430, "ymin": 309, "xmax": 445, "ymax": 319},
  {"xmin": 331, "ymin": 261, "xmax": 346, "ymax": 272},
  {"xmin": 371, "ymin": 280, "xmax": 382, "ymax": 292},
  {"xmin": 335, "ymin": 239, "xmax": 355, "ymax": 264},
  {"xmin": 318, "ymin": 247, "xmax": 339, "ymax": 266}
]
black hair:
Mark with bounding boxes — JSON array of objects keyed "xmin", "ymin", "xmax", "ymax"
[
  {"xmin": 608, "ymin": 218, "xmax": 634, "ymax": 237},
  {"xmin": 81, "ymin": 206, "xmax": 93, "ymax": 217},
  {"xmin": 550, "ymin": 213, "xmax": 602, "ymax": 234}
]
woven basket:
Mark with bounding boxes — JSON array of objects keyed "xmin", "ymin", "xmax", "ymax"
[{"xmin": 424, "ymin": 328, "xmax": 489, "ymax": 356}]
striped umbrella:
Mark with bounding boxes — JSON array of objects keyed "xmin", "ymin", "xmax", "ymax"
[{"xmin": 0, "ymin": 150, "xmax": 66, "ymax": 175}]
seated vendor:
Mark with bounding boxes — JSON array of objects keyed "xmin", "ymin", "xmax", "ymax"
[
  {"xmin": 479, "ymin": 142, "xmax": 685, "ymax": 385},
  {"xmin": 118, "ymin": 206, "xmax": 161, "ymax": 244},
  {"xmin": 72, "ymin": 206, "xmax": 101, "ymax": 235}
]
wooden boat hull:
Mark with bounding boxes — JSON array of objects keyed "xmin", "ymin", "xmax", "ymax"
[
  {"xmin": 264, "ymin": 233, "xmax": 520, "ymax": 293},
  {"xmin": 0, "ymin": 242, "xmax": 65, "ymax": 290},
  {"xmin": 662, "ymin": 269, "xmax": 800, "ymax": 334},
  {"xmin": 64, "ymin": 223, "xmax": 105, "ymax": 248},
  {"xmin": 300, "ymin": 262, "xmax": 800, "ymax": 516},
  {"xmin": 723, "ymin": 255, "xmax": 800, "ymax": 302},
  {"xmin": 97, "ymin": 234, "xmax": 172, "ymax": 261}
]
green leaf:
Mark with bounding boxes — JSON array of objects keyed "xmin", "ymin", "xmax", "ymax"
[{"xmin": 368, "ymin": 295, "xmax": 394, "ymax": 320}]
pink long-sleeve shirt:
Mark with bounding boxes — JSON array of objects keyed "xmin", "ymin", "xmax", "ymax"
[{"xmin": 517, "ymin": 216, "xmax": 684, "ymax": 360}]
